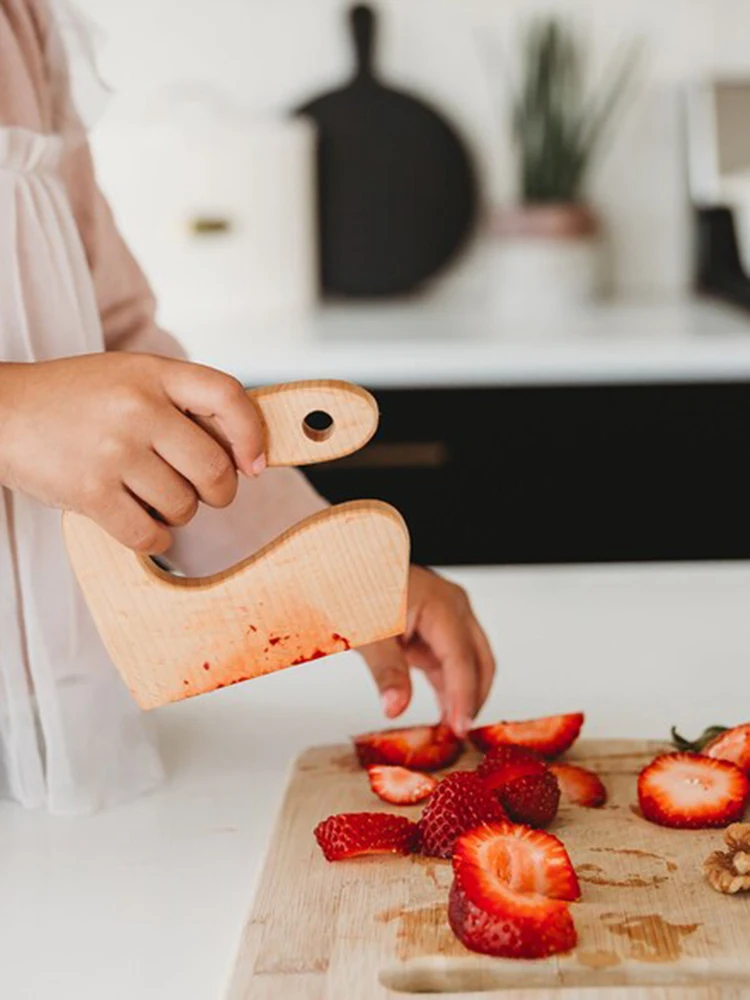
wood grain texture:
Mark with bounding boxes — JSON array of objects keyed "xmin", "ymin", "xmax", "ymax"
[
  {"xmin": 250, "ymin": 381, "xmax": 379, "ymax": 467},
  {"xmin": 63, "ymin": 380, "xmax": 409, "ymax": 710},
  {"xmin": 227, "ymin": 740, "xmax": 750, "ymax": 1000}
]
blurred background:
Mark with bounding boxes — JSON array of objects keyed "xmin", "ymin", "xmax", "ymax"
[{"xmin": 75, "ymin": 0, "xmax": 750, "ymax": 569}]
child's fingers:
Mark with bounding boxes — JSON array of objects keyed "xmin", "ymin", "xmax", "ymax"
[
  {"xmin": 153, "ymin": 411, "xmax": 239, "ymax": 509},
  {"xmin": 360, "ymin": 637, "xmax": 413, "ymax": 719},
  {"xmin": 419, "ymin": 607, "xmax": 478, "ymax": 739},
  {"xmin": 398, "ymin": 637, "xmax": 450, "ymax": 718},
  {"xmin": 92, "ymin": 488, "xmax": 172, "ymax": 555},
  {"xmin": 441, "ymin": 652, "xmax": 479, "ymax": 739},
  {"xmin": 162, "ymin": 362, "xmax": 265, "ymax": 477},
  {"xmin": 470, "ymin": 618, "xmax": 496, "ymax": 713},
  {"xmin": 123, "ymin": 453, "xmax": 199, "ymax": 527}
]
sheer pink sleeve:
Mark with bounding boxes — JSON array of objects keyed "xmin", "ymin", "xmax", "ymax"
[
  {"xmin": 62, "ymin": 136, "xmax": 328, "ymax": 574},
  {"xmin": 4, "ymin": 0, "xmax": 328, "ymax": 572}
]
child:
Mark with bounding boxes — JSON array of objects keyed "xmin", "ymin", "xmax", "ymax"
[{"xmin": 0, "ymin": 0, "xmax": 495, "ymax": 814}]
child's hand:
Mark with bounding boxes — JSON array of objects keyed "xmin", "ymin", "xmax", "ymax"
[
  {"xmin": 0, "ymin": 354, "xmax": 265, "ymax": 554},
  {"xmin": 359, "ymin": 566, "xmax": 495, "ymax": 738}
]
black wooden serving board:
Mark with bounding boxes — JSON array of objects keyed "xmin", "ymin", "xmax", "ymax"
[{"xmin": 297, "ymin": 4, "xmax": 478, "ymax": 298}]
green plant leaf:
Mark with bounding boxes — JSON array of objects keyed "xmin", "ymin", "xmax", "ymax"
[
  {"xmin": 507, "ymin": 16, "xmax": 642, "ymax": 204},
  {"xmin": 576, "ymin": 38, "xmax": 644, "ymax": 178}
]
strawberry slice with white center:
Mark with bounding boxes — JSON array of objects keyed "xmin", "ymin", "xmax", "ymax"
[
  {"xmin": 549, "ymin": 763, "xmax": 608, "ymax": 808},
  {"xmin": 638, "ymin": 752, "xmax": 749, "ymax": 829},
  {"xmin": 448, "ymin": 822, "xmax": 579, "ymax": 959},
  {"xmin": 704, "ymin": 724, "xmax": 750, "ymax": 773},
  {"xmin": 353, "ymin": 723, "xmax": 463, "ymax": 771},
  {"xmin": 469, "ymin": 713, "xmax": 584, "ymax": 758},
  {"xmin": 367, "ymin": 765, "xmax": 437, "ymax": 805},
  {"xmin": 453, "ymin": 822, "xmax": 581, "ymax": 902}
]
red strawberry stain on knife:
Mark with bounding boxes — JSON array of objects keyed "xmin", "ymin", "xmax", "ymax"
[{"xmin": 183, "ymin": 631, "xmax": 353, "ymax": 696}]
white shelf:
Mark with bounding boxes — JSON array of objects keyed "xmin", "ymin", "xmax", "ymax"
[{"xmin": 167, "ymin": 297, "xmax": 750, "ymax": 388}]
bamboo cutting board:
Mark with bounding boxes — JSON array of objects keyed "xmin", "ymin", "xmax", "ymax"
[{"xmin": 227, "ymin": 740, "xmax": 750, "ymax": 1000}]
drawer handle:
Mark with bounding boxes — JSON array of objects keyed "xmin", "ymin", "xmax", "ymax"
[
  {"xmin": 325, "ymin": 442, "xmax": 448, "ymax": 470},
  {"xmin": 189, "ymin": 215, "xmax": 233, "ymax": 236}
]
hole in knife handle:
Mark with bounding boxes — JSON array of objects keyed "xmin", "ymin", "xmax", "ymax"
[
  {"xmin": 325, "ymin": 442, "xmax": 448, "ymax": 470},
  {"xmin": 303, "ymin": 410, "xmax": 335, "ymax": 443},
  {"xmin": 379, "ymin": 958, "xmax": 750, "ymax": 993}
]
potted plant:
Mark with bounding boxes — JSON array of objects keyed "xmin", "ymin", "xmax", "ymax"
[{"xmin": 490, "ymin": 18, "xmax": 641, "ymax": 315}]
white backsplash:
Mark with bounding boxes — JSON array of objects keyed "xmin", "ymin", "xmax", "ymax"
[{"xmin": 77, "ymin": 0, "xmax": 750, "ymax": 301}]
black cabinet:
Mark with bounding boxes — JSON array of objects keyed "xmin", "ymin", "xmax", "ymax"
[{"xmin": 303, "ymin": 383, "xmax": 750, "ymax": 566}]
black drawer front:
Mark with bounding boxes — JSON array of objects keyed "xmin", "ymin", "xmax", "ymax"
[{"xmin": 302, "ymin": 383, "xmax": 750, "ymax": 567}]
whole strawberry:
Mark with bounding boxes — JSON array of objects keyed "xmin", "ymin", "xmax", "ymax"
[{"xmin": 418, "ymin": 771, "xmax": 506, "ymax": 859}]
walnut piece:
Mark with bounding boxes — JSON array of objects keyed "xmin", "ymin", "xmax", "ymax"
[{"xmin": 704, "ymin": 824, "xmax": 750, "ymax": 894}]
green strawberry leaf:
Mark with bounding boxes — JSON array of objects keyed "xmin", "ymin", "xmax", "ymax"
[{"xmin": 670, "ymin": 725, "xmax": 729, "ymax": 753}]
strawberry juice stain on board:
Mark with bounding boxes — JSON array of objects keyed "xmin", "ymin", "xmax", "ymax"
[
  {"xmin": 377, "ymin": 903, "xmax": 466, "ymax": 961},
  {"xmin": 601, "ymin": 913, "xmax": 700, "ymax": 963},
  {"xmin": 576, "ymin": 862, "xmax": 669, "ymax": 890},
  {"xmin": 591, "ymin": 846, "xmax": 679, "ymax": 874}
]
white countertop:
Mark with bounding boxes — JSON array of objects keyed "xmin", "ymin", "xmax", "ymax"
[
  {"xmin": 3, "ymin": 561, "xmax": 750, "ymax": 1000},
  {"xmin": 169, "ymin": 298, "xmax": 750, "ymax": 388}
]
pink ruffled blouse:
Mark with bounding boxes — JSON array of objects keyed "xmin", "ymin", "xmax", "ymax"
[{"xmin": 0, "ymin": 0, "xmax": 326, "ymax": 813}]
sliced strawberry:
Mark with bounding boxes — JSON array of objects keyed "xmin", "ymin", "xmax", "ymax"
[
  {"xmin": 453, "ymin": 823, "xmax": 581, "ymax": 902},
  {"xmin": 482, "ymin": 757, "xmax": 549, "ymax": 796},
  {"xmin": 314, "ymin": 812, "xmax": 419, "ymax": 861},
  {"xmin": 417, "ymin": 771, "xmax": 506, "ymax": 859},
  {"xmin": 476, "ymin": 744, "xmax": 544, "ymax": 780},
  {"xmin": 475, "ymin": 746, "xmax": 558, "ymax": 827},
  {"xmin": 448, "ymin": 880, "xmax": 576, "ymax": 959},
  {"xmin": 637, "ymin": 753, "xmax": 749, "ymax": 830},
  {"xmin": 704, "ymin": 724, "xmax": 750, "ymax": 773},
  {"xmin": 501, "ymin": 770, "xmax": 561, "ymax": 828},
  {"xmin": 549, "ymin": 763, "xmax": 607, "ymax": 808},
  {"xmin": 469, "ymin": 713, "xmax": 584, "ymax": 758},
  {"xmin": 448, "ymin": 822, "xmax": 579, "ymax": 959},
  {"xmin": 367, "ymin": 765, "xmax": 437, "ymax": 805},
  {"xmin": 353, "ymin": 723, "xmax": 463, "ymax": 772}
]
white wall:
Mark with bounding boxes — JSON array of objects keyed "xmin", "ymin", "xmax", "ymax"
[{"xmin": 75, "ymin": 0, "xmax": 750, "ymax": 299}]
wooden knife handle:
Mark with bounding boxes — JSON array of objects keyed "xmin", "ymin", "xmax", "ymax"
[{"xmin": 248, "ymin": 380, "xmax": 379, "ymax": 468}]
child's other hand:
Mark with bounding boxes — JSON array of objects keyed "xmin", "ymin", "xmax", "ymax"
[
  {"xmin": 359, "ymin": 566, "xmax": 495, "ymax": 738},
  {"xmin": 0, "ymin": 354, "xmax": 264, "ymax": 554}
]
